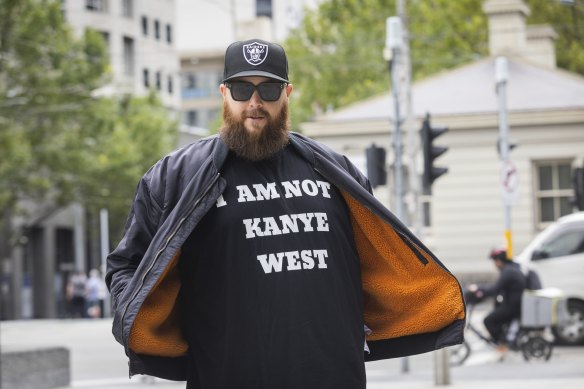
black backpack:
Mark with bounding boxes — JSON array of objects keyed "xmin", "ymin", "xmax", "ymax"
[{"xmin": 525, "ymin": 268, "xmax": 543, "ymax": 290}]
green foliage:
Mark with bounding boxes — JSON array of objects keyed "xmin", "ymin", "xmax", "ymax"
[
  {"xmin": 408, "ymin": 0, "xmax": 488, "ymax": 80},
  {"xmin": 77, "ymin": 94, "xmax": 177, "ymax": 240},
  {"xmin": 284, "ymin": 0, "xmax": 583, "ymax": 126},
  {"xmin": 526, "ymin": 0, "xmax": 584, "ymax": 75},
  {"xmin": 0, "ymin": 0, "xmax": 109, "ymax": 215},
  {"xmin": 285, "ymin": 0, "xmax": 395, "ymax": 126},
  {"xmin": 0, "ymin": 0, "xmax": 177, "ymax": 243}
]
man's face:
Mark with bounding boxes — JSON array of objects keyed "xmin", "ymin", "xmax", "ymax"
[{"xmin": 219, "ymin": 76, "xmax": 293, "ymax": 161}]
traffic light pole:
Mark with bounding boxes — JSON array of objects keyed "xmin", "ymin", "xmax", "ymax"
[{"xmin": 496, "ymin": 57, "xmax": 513, "ymax": 258}]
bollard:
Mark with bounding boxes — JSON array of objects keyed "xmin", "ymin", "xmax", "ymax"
[{"xmin": 434, "ymin": 347, "xmax": 451, "ymax": 386}]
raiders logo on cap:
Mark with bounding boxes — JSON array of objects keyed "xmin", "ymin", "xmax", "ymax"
[{"xmin": 243, "ymin": 42, "xmax": 268, "ymax": 66}]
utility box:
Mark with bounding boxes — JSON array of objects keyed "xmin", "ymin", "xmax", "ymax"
[{"xmin": 521, "ymin": 288, "xmax": 568, "ymax": 328}]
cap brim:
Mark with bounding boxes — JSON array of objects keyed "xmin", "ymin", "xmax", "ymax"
[{"xmin": 223, "ymin": 70, "xmax": 288, "ymax": 83}]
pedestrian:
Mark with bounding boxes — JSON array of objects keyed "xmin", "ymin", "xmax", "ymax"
[
  {"xmin": 85, "ymin": 268, "xmax": 107, "ymax": 319},
  {"xmin": 66, "ymin": 270, "xmax": 87, "ymax": 319},
  {"xmin": 106, "ymin": 38, "xmax": 466, "ymax": 388}
]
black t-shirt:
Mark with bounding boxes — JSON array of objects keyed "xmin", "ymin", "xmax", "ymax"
[{"xmin": 179, "ymin": 146, "xmax": 365, "ymax": 389}]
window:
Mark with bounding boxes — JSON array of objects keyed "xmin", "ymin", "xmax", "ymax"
[
  {"xmin": 184, "ymin": 109, "xmax": 219, "ymax": 128},
  {"xmin": 154, "ymin": 20, "xmax": 161, "ymax": 40},
  {"xmin": 534, "ymin": 161, "xmax": 574, "ymax": 225},
  {"xmin": 122, "ymin": 0, "xmax": 133, "ymax": 18},
  {"xmin": 55, "ymin": 228, "xmax": 75, "ymax": 272},
  {"xmin": 166, "ymin": 24, "xmax": 173, "ymax": 44},
  {"xmin": 538, "ymin": 229, "xmax": 584, "ymax": 259},
  {"xmin": 182, "ymin": 71, "xmax": 222, "ymax": 100},
  {"xmin": 185, "ymin": 110, "xmax": 198, "ymax": 126},
  {"xmin": 141, "ymin": 16, "xmax": 148, "ymax": 36},
  {"xmin": 143, "ymin": 68, "xmax": 150, "ymax": 88},
  {"xmin": 256, "ymin": 0, "xmax": 272, "ymax": 18},
  {"xmin": 123, "ymin": 37, "xmax": 134, "ymax": 76},
  {"xmin": 167, "ymin": 75, "xmax": 173, "ymax": 94},
  {"xmin": 86, "ymin": 0, "xmax": 108, "ymax": 12},
  {"xmin": 155, "ymin": 71, "xmax": 162, "ymax": 90},
  {"xmin": 185, "ymin": 74, "xmax": 196, "ymax": 89}
]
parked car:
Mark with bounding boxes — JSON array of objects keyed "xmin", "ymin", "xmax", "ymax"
[{"xmin": 516, "ymin": 212, "xmax": 584, "ymax": 345}]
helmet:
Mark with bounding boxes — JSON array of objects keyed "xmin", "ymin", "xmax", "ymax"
[{"xmin": 489, "ymin": 247, "xmax": 509, "ymax": 262}]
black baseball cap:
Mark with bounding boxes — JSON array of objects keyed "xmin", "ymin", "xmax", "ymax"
[{"xmin": 222, "ymin": 39, "xmax": 289, "ymax": 83}]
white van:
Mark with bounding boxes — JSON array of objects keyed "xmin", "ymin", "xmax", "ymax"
[{"xmin": 516, "ymin": 212, "xmax": 584, "ymax": 345}]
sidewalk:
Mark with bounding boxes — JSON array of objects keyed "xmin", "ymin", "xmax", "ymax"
[
  {"xmin": 2, "ymin": 319, "xmax": 584, "ymax": 389},
  {"xmin": 68, "ymin": 376, "xmax": 584, "ymax": 389}
]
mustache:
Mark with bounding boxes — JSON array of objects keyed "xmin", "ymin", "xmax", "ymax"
[{"xmin": 244, "ymin": 108, "xmax": 270, "ymax": 118}]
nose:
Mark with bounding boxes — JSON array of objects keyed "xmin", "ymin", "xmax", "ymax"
[{"xmin": 248, "ymin": 89, "xmax": 263, "ymax": 107}]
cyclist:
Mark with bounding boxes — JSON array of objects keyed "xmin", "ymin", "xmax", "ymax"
[{"xmin": 468, "ymin": 248, "xmax": 526, "ymax": 355}]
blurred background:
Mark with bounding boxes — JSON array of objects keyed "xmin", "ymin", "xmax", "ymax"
[{"xmin": 1, "ymin": 0, "xmax": 583, "ymax": 388}]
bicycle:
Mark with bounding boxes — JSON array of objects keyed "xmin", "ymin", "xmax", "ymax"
[{"xmin": 449, "ymin": 298, "xmax": 554, "ymax": 366}]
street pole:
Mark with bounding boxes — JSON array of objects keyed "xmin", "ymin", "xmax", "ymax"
[
  {"xmin": 495, "ymin": 56, "xmax": 513, "ymax": 258},
  {"xmin": 386, "ymin": 15, "xmax": 410, "ymax": 374},
  {"xmin": 386, "ymin": 17, "xmax": 404, "ymax": 222},
  {"xmin": 397, "ymin": 0, "xmax": 419, "ymax": 233},
  {"xmin": 99, "ymin": 208, "xmax": 111, "ymax": 317},
  {"xmin": 73, "ymin": 204, "xmax": 86, "ymax": 273}
]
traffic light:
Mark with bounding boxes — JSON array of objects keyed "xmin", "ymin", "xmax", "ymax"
[
  {"xmin": 574, "ymin": 167, "xmax": 584, "ymax": 211},
  {"xmin": 365, "ymin": 144, "xmax": 387, "ymax": 188},
  {"xmin": 420, "ymin": 113, "xmax": 448, "ymax": 195}
]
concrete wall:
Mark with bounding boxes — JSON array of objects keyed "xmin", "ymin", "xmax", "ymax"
[{"xmin": 1, "ymin": 347, "xmax": 70, "ymax": 389}]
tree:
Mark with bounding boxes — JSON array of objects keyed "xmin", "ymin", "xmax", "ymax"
[
  {"xmin": 0, "ymin": 0, "xmax": 109, "ymax": 218},
  {"xmin": 0, "ymin": 0, "xmax": 176, "ymax": 251},
  {"xmin": 527, "ymin": 0, "xmax": 584, "ymax": 75},
  {"xmin": 77, "ymin": 94, "xmax": 177, "ymax": 242},
  {"xmin": 284, "ymin": 0, "xmax": 583, "ymax": 125}
]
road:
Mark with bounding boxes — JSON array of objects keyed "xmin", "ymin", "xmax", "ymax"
[{"xmin": 2, "ymin": 318, "xmax": 584, "ymax": 388}]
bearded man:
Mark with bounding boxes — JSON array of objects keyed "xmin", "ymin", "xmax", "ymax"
[{"xmin": 106, "ymin": 39, "xmax": 466, "ymax": 389}]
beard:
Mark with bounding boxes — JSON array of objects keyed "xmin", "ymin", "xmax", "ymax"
[{"xmin": 219, "ymin": 101, "xmax": 290, "ymax": 161}]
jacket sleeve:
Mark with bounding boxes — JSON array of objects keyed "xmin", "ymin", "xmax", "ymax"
[{"xmin": 105, "ymin": 172, "xmax": 163, "ymax": 312}]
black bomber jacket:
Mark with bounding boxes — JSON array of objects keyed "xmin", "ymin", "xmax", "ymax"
[{"xmin": 106, "ymin": 132, "xmax": 466, "ymax": 380}]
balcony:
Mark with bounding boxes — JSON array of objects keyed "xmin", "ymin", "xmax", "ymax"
[{"xmin": 181, "ymin": 88, "xmax": 220, "ymax": 100}]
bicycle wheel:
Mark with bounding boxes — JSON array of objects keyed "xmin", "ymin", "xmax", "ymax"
[
  {"xmin": 521, "ymin": 336, "xmax": 553, "ymax": 362},
  {"xmin": 449, "ymin": 341, "xmax": 471, "ymax": 366}
]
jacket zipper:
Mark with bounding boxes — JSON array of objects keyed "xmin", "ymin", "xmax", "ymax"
[{"xmin": 120, "ymin": 172, "xmax": 221, "ymax": 353}]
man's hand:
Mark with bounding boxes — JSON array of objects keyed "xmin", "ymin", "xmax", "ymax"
[{"xmin": 467, "ymin": 284, "xmax": 484, "ymax": 299}]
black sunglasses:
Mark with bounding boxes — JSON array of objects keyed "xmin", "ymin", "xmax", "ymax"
[{"xmin": 225, "ymin": 81, "xmax": 287, "ymax": 102}]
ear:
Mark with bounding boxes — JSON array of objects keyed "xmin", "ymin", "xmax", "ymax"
[
  {"xmin": 220, "ymin": 83, "xmax": 227, "ymax": 98},
  {"xmin": 285, "ymin": 83, "xmax": 293, "ymax": 97}
]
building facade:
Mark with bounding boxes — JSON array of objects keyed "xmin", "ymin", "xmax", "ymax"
[{"xmin": 63, "ymin": 0, "xmax": 180, "ymax": 109}]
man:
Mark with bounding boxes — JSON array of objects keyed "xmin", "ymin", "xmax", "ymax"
[
  {"xmin": 106, "ymin": 39, "xmax": 466, "ymax": 388},
  {"xmin": 469, "ymin": 248, "xmax": 526, "ymax": 349}
]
